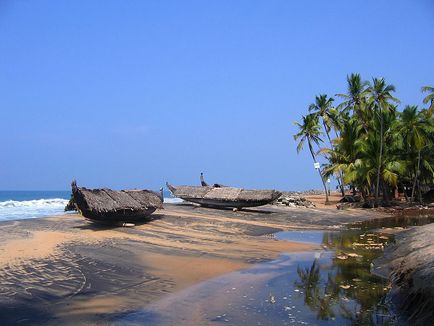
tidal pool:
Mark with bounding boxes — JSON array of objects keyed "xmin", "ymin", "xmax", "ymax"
[{"xmin": 114, "ymin": 217, "xmax": 434, "ymax": 325}]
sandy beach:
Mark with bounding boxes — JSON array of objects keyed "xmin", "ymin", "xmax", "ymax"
[{"xmin": 0, "ymin": 202, "xmax": 389, "ymax": 324}]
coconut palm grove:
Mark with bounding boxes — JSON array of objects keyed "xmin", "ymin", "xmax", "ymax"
[{"xmin": 294, "ymin": 74, "xmax": 434, "ymax": 207}]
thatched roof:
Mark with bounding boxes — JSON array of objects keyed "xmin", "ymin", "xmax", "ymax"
[
  {"xmin": 237, "ymin": 189, "xmax": 280, "ymax": 202},
  {"xmin": 72, "ymin": 182, "xmax": 162, "ymax": 214},
  {"xmin": 166, "ymin": 185, "xmax": 212, "ymax": 198},
  {"xmin": 204, "ymin": 187, "xmax": 242, "ymax": 200}
]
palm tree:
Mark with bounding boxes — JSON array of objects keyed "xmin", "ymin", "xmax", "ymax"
[
  {"xmin": 367, "ymin": 78, "xmax": 400, "ymax": 206},
  {"xmin": 336, "ymin": 73, "xmax": 370, "ymax": 131},
  {"xmin": 397, "ymin": 105, "xmax": 432, "ymax": 202},
  {"xmin": 346, "ymin": 128, "xmax": 402, "ymax": 206},
  {"xmin": 309, "ymin": 94, "xmax": 335, "ymax": 143},
  {"xmin": 309, "ymin": 94, "xmax": 345, "ymax": 195},
  {"xmin": 294, "ymin": 114, "xmax": 330, "ymax": 203},
  {"xmin": 421, "ymin": 86, "xmax": 434, "ymax": 116},
  {"xmin": 321, "ymin": 116, "xmax": 363, "ymax": 197},
  {"xmin": 294, "ymin": 74, "xmax": 434, "ymax": 207}
]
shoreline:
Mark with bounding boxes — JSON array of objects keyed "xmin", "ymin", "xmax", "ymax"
[{"xmin": 0, "ymin": 203, "xmax": 427, "ymax": 324}]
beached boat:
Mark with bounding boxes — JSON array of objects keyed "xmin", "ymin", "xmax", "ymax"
[
  {"xmin": 166, "ymin": 174, "xmax": 281, "ymax": 209},
  {"xmin": 71, "ymin": 180, "xmax": 163, "ymax": 223}
]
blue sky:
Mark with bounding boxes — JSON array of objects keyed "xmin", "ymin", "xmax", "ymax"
[{"xmin": 1, "ymin": 0, "xmax": 433, "ymax": 190}]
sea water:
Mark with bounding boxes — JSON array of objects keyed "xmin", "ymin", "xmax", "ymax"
[
  {"xmin": 0, "ymin": 190, "xmax": 181, "ymax": 222},
  {"xmin": 0, "ymin": 191, "xmax": 71, "ymax": 221}
]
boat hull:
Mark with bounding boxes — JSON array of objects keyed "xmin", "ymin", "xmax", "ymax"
[
  {"xmin": 179, "ymin": 197, "xmax": 275, "ymax": 208},
  {"xmin": 78, "ymin": 207, "xmax": 158, "ymax": 223}
]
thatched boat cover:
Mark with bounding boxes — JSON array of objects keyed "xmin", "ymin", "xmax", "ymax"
[
  {"xmin": 237, "ymin": 189, "xmax": 280, "ymax": 201},
  {"xmin": 167, "ymin": 182, "xmax": 281, "ymax": 205},
  {"xmin": 74, "ymin": 187, "xmax": 162, "ymax": 213},
  {"xmin": 204, "ymin": 187, "xmax": 242, "ymax": 201},
  {"xmin": 166, "ymin": 185, "xmax": 212, "ymax": 199}
]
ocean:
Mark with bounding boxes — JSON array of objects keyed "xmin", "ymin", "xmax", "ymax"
[{"xmin": 0, "ymin": 190, "xmax": 181, "ymax": 222}]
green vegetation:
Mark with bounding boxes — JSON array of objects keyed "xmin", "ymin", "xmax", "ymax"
[{"xmin": 294, "ymin": 74, "xmax": 434, "ymax": 206}]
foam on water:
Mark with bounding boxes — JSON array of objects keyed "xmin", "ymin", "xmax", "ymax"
[
  {"xmin": 163, "ymin": 197, "xmax": 183, "ymax": 204},
  {"xmin": 0, "ymin": 198, "xmax": 70, "ymax": 221}
]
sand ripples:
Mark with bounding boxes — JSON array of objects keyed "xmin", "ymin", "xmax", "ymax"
[{"xmin": 0, "ymin": 249, "xmax": 86, "ymax": 302}]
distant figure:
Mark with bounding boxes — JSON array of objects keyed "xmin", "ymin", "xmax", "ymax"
[
  {"xmin": 200, "ymin": 172, "xmax": 209, "ymax": 186},
  {"xmin": 200, "ymin": 172, "xmax": 224, "ymax": 188}
]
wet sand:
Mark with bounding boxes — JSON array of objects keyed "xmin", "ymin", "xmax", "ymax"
[{"xmin": 0, "ymin": 203, "xmax": 388, "ymax": 325}]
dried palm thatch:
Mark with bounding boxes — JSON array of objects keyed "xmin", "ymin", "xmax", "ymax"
[
  {"xmin": 71, "ymin": 180, "xmax": 163, "ymax": 223},
  {"xmin": 166, "ymin": 175, "xmax": 281, "ymax": 209}
]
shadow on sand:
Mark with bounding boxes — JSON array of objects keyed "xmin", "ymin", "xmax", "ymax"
[
  {"xmin": 71, "ymin": 214, "xmax": 165, "ymax": 230},
  {"xmin": 172, "ymin": 202, "xmax": 274, "ymax": 214}
]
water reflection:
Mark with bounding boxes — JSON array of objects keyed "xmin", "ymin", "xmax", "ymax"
[
  {"xmin": 295, "ymin": 257, "xmax": 391, "ymax": 325},
  {"xmin": 350, "ymin": 215, "xmax": 434, "ymax": 230},
  {"xmin": 295, "ymin": 259, "xmax": 337, "ymax": 320},
  {"xmin": 289, "ymin": 216, "xmax": 434, "ymax": 325}
]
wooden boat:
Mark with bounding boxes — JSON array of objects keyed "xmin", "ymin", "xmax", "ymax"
[
  {"xmin": 71, "ymin": 180, "xmax": 163, "ymax": 223},
  {"xmin": 166, "ymin": 174, "xmax": 281, "ymax": 209}
]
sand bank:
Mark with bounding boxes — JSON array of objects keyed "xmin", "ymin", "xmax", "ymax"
[{"xmin": 0, "ymin": 203, "xmax": 388, "ymax": 324}]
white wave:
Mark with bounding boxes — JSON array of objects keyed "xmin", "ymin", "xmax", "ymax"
[
  {"xmin": 0, "ymin": 198, "xmax": 68, "ymax": 208},
  {"xmin": 0, "ymin": 198, "xmax": 69, "ymax": 221},
  {"xmin": 163, "ymin": 197, "xmax": 184, "ymax": 204}
]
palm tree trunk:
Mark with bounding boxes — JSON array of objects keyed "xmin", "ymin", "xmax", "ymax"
[
  {"xmin": 411, "ymin": 172, "xmax": 416, "ymax": 203},
  {"xmin": 375, "ymin": 108, "xmax": 383, "ymax": 207},
  {"xmin": 324, "ymin": 122, "xmax": 332, "ymax": 144},
  {"xmin": 411, "ymin": 150, "xmax": 422, "ymax": 203},
  {"xmin": 361, "ymin": 188, "xmax": 367, "ymax": 202},
  {"xmin": 318, "ymin": 169, "xmax": 330, "ymax": 204},
  {"xmin": 332, "ymin": 129, "xmax": 346, "ymax": 196},
  {"xmin": 338, "ymin": 172, "xmax": 345, "ymax": 196},
  {"xmin": 324, "ymin": 124, "xmax": 345, "ymax": 197},
  {"xmin": 411, "ymin": 150, "xmax": 421, "ymax": 202},
  {"xmin": 308, "ymin": 141, "xmax": 330, "ymax": 204},
  {"xmin": 417, "ymin": 179, "xmax": 423, "ymax": 203},
  {"xmin": 382, "ymin": 181, "xmax": 390, "ymax": 206}
]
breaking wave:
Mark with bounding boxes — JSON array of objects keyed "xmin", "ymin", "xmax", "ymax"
[
  {"xmin": 163, "ymin": 197, "xmax": 183, "ymax": 204},
  {"xmin": 0, "ymin": 198, "xmax": 69, "ymax": 221}
]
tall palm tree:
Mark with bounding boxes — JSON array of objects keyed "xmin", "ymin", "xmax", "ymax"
[
  {"xmin": 308, "ymin": 94, "xmax": 335, "ymax": 143},
  {"xmin": 309, "ymin": 95, "xmax": 345, "ymax": 196},
  {"xmin": 347, "ymin": 127, "xmax": 402, "ymax": 206},
  {"xmin": 367, "ymin": 78, "xmax": 400, "ymax": 206},
  {"xmin": 321, "ymin": 116, "xmax": 362, "ymax": 197},
  {"xmin": 294, "ymin": 114, "xmax": 330, "ymax": 203},
  {"xmin": 397, "ymin": 105, "xmax": 432, "ymax": 202},
  {"xmin": 421, "ymin": 86, "xmax": 434, "ymax": 116}
]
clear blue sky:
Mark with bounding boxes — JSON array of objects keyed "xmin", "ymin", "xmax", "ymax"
[{"xmin": 1, "ymin": 0, "xmax": 433, "ymax": 190}]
